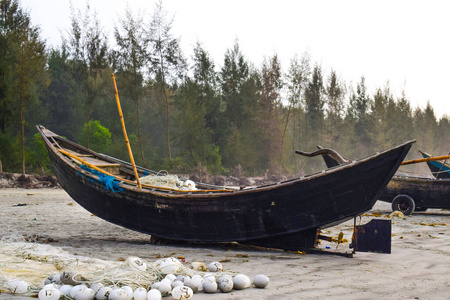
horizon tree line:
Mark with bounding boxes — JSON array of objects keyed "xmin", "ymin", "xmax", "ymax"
[{"xmin": 1, "ymin": 0, "xmax": 449, "ymax": 178}]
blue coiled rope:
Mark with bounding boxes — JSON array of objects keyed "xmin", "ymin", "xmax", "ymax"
[{"xmin": 79, "ymin": 165, "xmax": 123, "ymax": 193}]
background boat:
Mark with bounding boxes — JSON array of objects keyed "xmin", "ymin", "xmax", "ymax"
[{"xmin": 419, "ymin": 150, "xmax": 450, "ymax": 179}]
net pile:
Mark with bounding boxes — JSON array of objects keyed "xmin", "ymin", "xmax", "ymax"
[{"xmin": 0, "ymin": 233, "xmax": 248, "ymax": 298}]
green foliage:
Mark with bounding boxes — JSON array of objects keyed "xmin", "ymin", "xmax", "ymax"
[
  {"xmin": 0, "ymin": 132, "xmax": 21, "ymax": 172},
  {"xmin": 2, "ymin": 0, "xmax": 450, "ymax": 178},
  {"xmin": 79, "ymin": 120, "xmax": 111, "ymax": 153},
  {"xmin": 25, "ymin": 133, "xmax": 50, "ymax": 174}
]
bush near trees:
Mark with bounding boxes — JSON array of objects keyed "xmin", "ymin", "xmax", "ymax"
[{"xmin": 1, "ymin": 0, "xmax": 449, "ymax": 178}]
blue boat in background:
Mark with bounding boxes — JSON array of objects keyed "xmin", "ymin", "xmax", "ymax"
[{"xmin": 419, "ymin": 150, "xmax": 450, "ymax": 179}]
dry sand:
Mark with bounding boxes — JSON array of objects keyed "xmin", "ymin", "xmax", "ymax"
[{"xmin": 0, "ymin": 188, "xmax": 449, "ymax": 299}]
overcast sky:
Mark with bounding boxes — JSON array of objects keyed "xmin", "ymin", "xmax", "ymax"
[{"xmin": 21, "ymin": 0, "xmax": 450, "ymax": 119}]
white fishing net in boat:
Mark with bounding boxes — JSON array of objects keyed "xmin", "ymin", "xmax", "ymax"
[
  {"xmin": 140, "ymin": 171, "xmax": 181, "ymax": 189},
  {"xmin": 139, "ymin": 171, "xmax": 197, "ymax": 190}
]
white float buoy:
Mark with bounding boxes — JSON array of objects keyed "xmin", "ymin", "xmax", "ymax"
[
  {"xmin": 45, "ymin": 274, "xmax": 61, "ymax": 285},
  {"xmin": 108, "ymin": 288, "xmax": 128, "ymax": 300},
  {"xmin": 95, "ymin": 286, "xmax": 112, "ymax": 300},
  {"xmin": 73, "ymin": 286, "xmax": 95, "ymax": 300},
  {"xmin": 133, "ymin": 287, "xmax": 147, "ymax": 300},
  {"xmin": 158, "ymin": 258, "xmax": 183, "ymax": 274},
  {"xmin": 121, "ymin": 286, "xmax": 133, "ymax": 300},
  {"xmin": 207, "ymin": 261, "xmax": 223, "ymax": 272},
  {"xmin": 171, "ymin": 286, "xmax": 193, "ymax": 299},
  {"xmin": 70, "ymin": 284, "xmax": 87, "ymax": 298},
  {"xmin": 160, "ymin": 278, "xmax": 172, "ymax": 287},
  {"xmin": 232, "ymin": 274, "xmax": 251, "ymax": 290},
  {"xmin": 147, "ymin": 289, "xmax": 162, "ymax": 300},
  {"xmin": 39, "ymin": 284, "xmax": 61, "ymax": 300},
  {"xmin": 158, "ymin": 282, "xmax": 172, "ymax": 294},
  {"xmin": 202, "ymin": 276, "xmax": 217, "ymax": 293},
  {"xmin": 125, "ymin": 256, "xmax": 147, "ymax": 271},
  {"xmin": 171, "ymin": 280, "xmax": 184, "ymax": 289},
  {"xmin": 89, "ymin": 282, "xmax": 104, "ymax": 293},
  {"xmin": 190, "ymin": 262, "xmax": 207, "ymax": 271},
  {"xmin": 183, "ymin": 278, "xmax": 198, "ymax": 293},
  {"xmin": 218, "ymin": 275, "xmax": 233, "ymax": 293},
  {"xmin": 165, "ymin": 274, "xmax": 177, "ymax": 282},
  {"xmin": 6, "ymin": 279, "xmax": 29, "ymax": 294},
  {"xmin": 59, "ymin": 284, "xmax": 73, "ymax": 297},
  {"xmin": 253, "ymin": 274, "xmax": 270, "ymax": 288},
  {"xmin": 191, "ymin": 275, "xmax": 204, "ymax": 292}
]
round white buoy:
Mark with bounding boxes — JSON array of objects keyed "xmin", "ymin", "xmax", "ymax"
[
  {"xmin": 183, "ymin": 278, "xmax": 198, "ymax": 293},
  {"xmin": 45, "ymin": 274, "xmax": 61, "ymax": 285},
  {"xmin": 70, "ymin": 284, "xmax": 87, "ymax": 298},
  {"xmin": 232, "ymin": 274, "xmax": 251, "ymax": 290},
  {"xmin": 125, "ymin": 256, "xmax": 147, "ymax": 271},
  {"xmin": 190, "ymin": 262, "xmax": 207, "ymax": 271},
  {"xmin": 165, "ymin": 274, "xmax": 177, "ymax": 282},
  {"xmin": 158, "ymin": 258, "xmax": 183, "ymax": 274},
  {"xmin": 156, "ymin": 282, "xmax": 172, "ymax": 294},
  {"xmin": 171, "ymin": 280, "xmax": 184, "ymax": 289},
  {"xmin": 253, "ymin": 274, "xmax": 270, "ymax": 288},
  {"xmin": 59, "ymin": 284, "xmax": 73, "ymax": 297},
  {"xmin": 133, "ymin": 287, "xmax": 147, "ymax": 300},
  {"xmin": 108, "ymin": 288, "xmax": 128, "ymax": 300},
  {"xmin": 147, "ymin": 289, "xmax": 162, "ymax": 300},
  {"xmin": 89, "ymin": 282, "xmax": 104, "ymax": 293},
  {"xmin": 95, "ymin": 286, "xmax": 112, "ymax": 300},
  {"xmin": 6, "ymin": 279, "xmax": 29, "ymax": 294},
  {"xmin": 191, "ymin": 275, "xmax": 204, "ymax": 292},
  {"xmin": 171, "ymin": 286, "xmax": 193, "ymax": 299},
  {"xmin": 121, "ymin": 286, "xmax": 133, "ymax": 300},
  {"xmin": 207, "ymin": 261, "xmax": 223, "ymax": 272},
  {"xmin": 39, "ymin": 284, "xmax": 61, "ymax": 300},
  {"xmin": 202, "ymin": 276, "xmax": 217, "ymax": 293},
  {"xmin": 218, "ymin": 275, "xmax": 233, "ymax": 293},
  {"xmin": 73, "ymin": 286, "xmax": 95, "ymax": 300}
]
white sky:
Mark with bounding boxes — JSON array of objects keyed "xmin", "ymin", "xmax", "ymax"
[{"xmin": 21, "ymin": 0, "xmax": 450, "ymax": 119}]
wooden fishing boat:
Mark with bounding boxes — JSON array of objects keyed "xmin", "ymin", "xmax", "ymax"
[
  {"xmin": 37, "ymin": 125, "xmax": 412, "ymax": 251},
  {"xmin": 308, "ymin": 146, "xmax": 450, "ymax": 215},
  {"xmin": 378, "ymin": 174, "xmax": 450, "ymax": 214},
  {"xmin": 419, "ymin": 150, "xmax": 450, "ymax": 179}
]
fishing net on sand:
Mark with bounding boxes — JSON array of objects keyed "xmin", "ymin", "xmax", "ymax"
[{"xmin": 0, "ymin": 231, "xmax": 238, "ymax": 297}]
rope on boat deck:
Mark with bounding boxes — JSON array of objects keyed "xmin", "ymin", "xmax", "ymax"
[
  {"xmin": 58, "ymin": 148, "xmax": 235, "ymax": 193},
  {"xmin": 79, "ymin": 165, "xmax": 123, "ymax": 193}
]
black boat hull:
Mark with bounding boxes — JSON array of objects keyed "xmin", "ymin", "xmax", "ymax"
[
  {"xmin": 379, "ymin": 175, "xmax": 450, "ymax": 210},
  {"xmin": 38, "ymin": 126, "xmax": 413, "ymax": 250}
]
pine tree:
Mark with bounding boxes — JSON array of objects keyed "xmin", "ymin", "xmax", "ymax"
[
  {"xmin": 66, "ymin": 3, "xmax": 110, "ymax": 147},
  {"xmin": 148, "ymin": 0, "xmax": 186, "ymax": 161},
  {"xmin": 114, "ymin": 6, "xmax": 150, "ymax": 165},
  {"xmin": 0, "ymin": 0, "xmax": 47, "ymax": 174}
]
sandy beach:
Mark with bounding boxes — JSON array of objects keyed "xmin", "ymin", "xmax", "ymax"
[{"xmin": 1, "ymin": 188, "xmax": 449, "ymax": 299}]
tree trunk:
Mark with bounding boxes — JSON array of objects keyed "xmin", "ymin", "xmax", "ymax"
[{"xmin": 20, "ymin": 44, "xmax": 26, "ymax": 176}]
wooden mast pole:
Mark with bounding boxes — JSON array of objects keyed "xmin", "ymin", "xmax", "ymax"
[
  {"xmin": 401, "ymin": 155, "xmax": 450, "ymax": 166},
  {"xmin": 111, "ymin": 73, "xmax": 142, "ymax": 188}
]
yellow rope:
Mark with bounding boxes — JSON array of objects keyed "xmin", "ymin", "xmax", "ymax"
[{"xmin": 57, "ymin": 149, "xmax": 234, "ymax": 193}]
